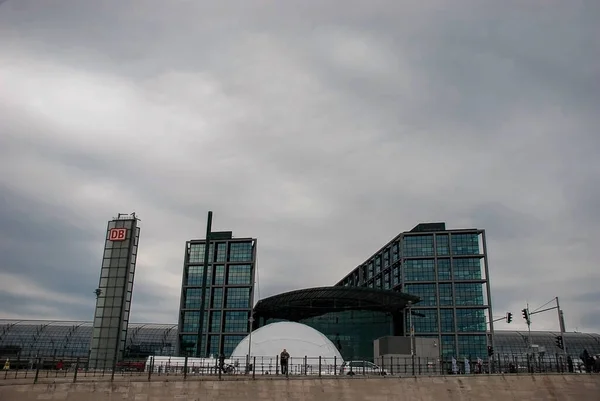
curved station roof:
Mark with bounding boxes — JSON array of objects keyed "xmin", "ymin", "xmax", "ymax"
[{"xmin": 253, "ymin": 286, "xmax": 420, "ymax": 321}]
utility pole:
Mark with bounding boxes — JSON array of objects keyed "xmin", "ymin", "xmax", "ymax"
[
  {"xmin": 246, "ymin": 313, "xmax": 254, "ymax": 374},
  {"xmin": 526, "ymin": 303, "xmax": 532, "ymax": 351},
  {"xmin": 196, "ymin": 211, "xmax": 212, "ymax": 357},
  {"xmin": 556, "ymin": 297, "xmax": 567, "ymax": 358}
]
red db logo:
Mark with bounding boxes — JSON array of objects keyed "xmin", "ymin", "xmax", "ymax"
[{"xmin": 109, "ymin": 228, "xmax": 127, "ymax": 241}]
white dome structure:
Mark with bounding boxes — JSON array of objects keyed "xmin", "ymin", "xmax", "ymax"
[{"xmin": 231, "ymin": 321, "xmax": 343, "ymax": 361}]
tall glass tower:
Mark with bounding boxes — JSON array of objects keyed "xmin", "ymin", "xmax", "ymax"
[
  {"xmin": 336, "ymin": 222, "xmax": 494, "ymax": 362},
  {"xmin": 177, "ymin": 232, "xmax": 257, "ymax": 357},
  {"xmin": 89, "ymin": 213, "xmax": 141, "ymax": 369}
]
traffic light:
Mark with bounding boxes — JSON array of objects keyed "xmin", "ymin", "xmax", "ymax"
[
  {"xmin": 487, "ymin": 345, "xmax": 494, "ymax": 356},
  {"xmin": 555, "ymin": 335, "xmax": 564, "ymax": 350},
  {"xmin": 521, "ymin": 308, "xmax": 530, "ymax": 324},
  {"xmin": 506, "ymin": 312, "xmax": 513, "ymax": 323}
]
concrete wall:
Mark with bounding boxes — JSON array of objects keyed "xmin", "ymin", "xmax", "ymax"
[{"xmin": 1, "ymin": 375, "xmax": 599, "ymax": 401}]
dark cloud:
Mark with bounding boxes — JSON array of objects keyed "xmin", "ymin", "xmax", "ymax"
[{"xmin": 0, "ymin": 0, "xmax": 598, "ymax": 333}]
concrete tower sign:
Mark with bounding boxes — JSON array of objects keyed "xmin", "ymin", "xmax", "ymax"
[{"xmin": 89, "ymin": 213, "xmax": 141, "ymax": 370}]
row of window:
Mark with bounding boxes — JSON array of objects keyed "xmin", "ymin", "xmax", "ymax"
[
  {"xmin": 404, "ymin": 283, "xmax": 485, "ymax": 307},
  {"xmin": 343, "ymin": 257, "xmax": 484, "ymax": 288},
  {"xmin": 183, "ymin": 287, "xmax": 251, "ymax": 309},
  {"xmin": 179, "ymin": 334, "xmax": 246, "ymax": 357},
  {"xmin": 403, "ymin": 233, "xmax": 480, "ymax": 257},
  {"xmin": 188, "ymin": 241, "xmax": 254, "ymax": 264},
  {"xmin": 181, "ymin": 310, "xmax": 250, "ymax": 334},
  {"xmin": 185, "ymin": 264, "xmax": 253, "ymax": 286},
  {"xmin": 406, "ymin": 308, "xmax": 487, "ymax": 334}
]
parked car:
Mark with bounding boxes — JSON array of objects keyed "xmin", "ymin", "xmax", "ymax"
[{"xmin": 340, "ymin": 360, "xmax": 387, "ymax": 376}]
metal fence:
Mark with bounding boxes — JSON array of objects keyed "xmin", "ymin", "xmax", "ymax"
[{"xmin": 1, "ymin": 353, "xmax": 597, "ymax": 384}]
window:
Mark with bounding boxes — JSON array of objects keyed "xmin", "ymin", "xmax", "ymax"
[
  {"xmin": 451, "ymin": 234, "xmax": 479, "ymax": 255},
  {"xmin": 225, "ymin": 288, "xmax": 250, "ymax": 308},
  {"xmin": 441, "ymin": 335, "xmax": 456, "ymax": 359},
  {"xmin": 224, "ymin": 311, "xmax": 249, "ymax": 332},
  {"xmin": 453, "ymin": 258, "xmax": 482, "ymax": 280},
  {"xmin": 457, "ymin": 335, "xmax": 487, "ymax": 360},
  {"xmin": 408, "ymin": 308, "xmax": 438, "ymax": 334},
  {"xmin": 440, "ymin": 309, "xmax": 455, "ymax": 332},
  {"xmin": 437, "ymin": 259, "xmax": 451, "ymax": 281},
  {"xmin": 215, "ymin": 243, "xmax": 227, "ymax": 262},
  {"xmin": 182, "ymin": 311, "xmax": 200, "ymax": 332},
  {"xmin": 210, "ymin": 311, "xmax": 221, "ymax": 332},
  {"xmin": 223, "ymin": 335, "xmax": 245, "ymax": 357},
  {"xmin": 229, "ymin": 242, "xmax": 253, "ymax": 262},
  {"xmin": 403, "ymin": 259, "xmax": 435, "ymax": 281},
  {"xmin": 212, "ymin": 288, "xmax": 223, "ymax": 308},
  {"xmin": 185, "ymin": 288, "xmax": 203, "ymax": 309},
  {"xmin": 454, "ymin": 284, "xmax": 484, "ymax": 306},
  {"xmin": 227, "ymin": 265, "xmax": 252, "ymax": 285},
  {"xmin": 403, "ymin": 235, "xmax": 434, "ymax": 257},
  {"xmin": 189, "ymin": 243, "xmax": 214, "ymax": 263},
  {"xmin": 439, "ymin": 284, "xmax": 453, "ymax": 306},
  {"xmin": 436, "ymin": 235, "xmax": 449, "ymax": 256},
  {"xmin": 187, "ymin": 265, "xmax": 211, "ymax": 286},
  {"xmin": 208, "ymin": 335, "xmax": 220, "ymax": 356},
  {"xmin": 456, "ymin": 309, "xmax": 486, "ymax": 332},
  {"xmin": 404, "ymin": 284, "xmax": 437, "ymax": 306},
  {"xmin": 392, "ymin": 266, "xmax": 401, "ymax": 286},
  {"xmin": 392, "ymin": 242, "xmax": 400, "ymax": 262},
  {"xmin": 213, "ymin": 265, "xmax": 225, "ymax": 285}
]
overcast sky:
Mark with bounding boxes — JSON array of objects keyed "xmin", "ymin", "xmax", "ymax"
[{"xmin": 1, "ymin": 0, "xmax": 598, "ymax": 334}]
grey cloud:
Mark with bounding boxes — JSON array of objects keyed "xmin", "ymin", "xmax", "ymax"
[{"xmin": 0, "ymin": 0, "xmax": 598, "ymax": 333}]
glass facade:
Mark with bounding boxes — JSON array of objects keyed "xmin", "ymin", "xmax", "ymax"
[
  {"xmin": 337, "ymin": 223, "xmax": 492, "ymax": 362},
  {"xmin": 178, "ymin": 236, "xmax": 256, "ymax": 357},
  {"xmin": 264, "ymin": 310, "xmax": 394, "ymax": 361},
  {"xmin": 89, "ymin": 215, "xmax": 141, "ymax": 369}
]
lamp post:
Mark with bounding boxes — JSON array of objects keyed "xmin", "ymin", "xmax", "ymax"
[
  {"xmin": 407, "ymin": 301, "xmax": 414, "ymax": 355},
  {"xmin": 246, "ymin": 314, "xmax": 254, "ymax": 374}
]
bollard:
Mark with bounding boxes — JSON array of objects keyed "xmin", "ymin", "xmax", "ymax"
[
  {"xmin": 183, "ymin": 355, "xmax": 188, "ymax": 379},
  {"xmin": 73, "ymin": 358, "xmax": 79, "ymax": 383},
  {"xmin": 147, "ymin": 358, "xmax": 153, "ymax": 381},
  {"xmin": 304, "ymin": 356, "xmax": 307, "ymax": 376},
  {"xmin": 390, "ymin": 356, "xmax": 393, "ymax": 375},
  {"xmin": 276, "ymin": 354, "xmax": 279, "ymax": 375},
  {"xmin": 252, "ymin": 357, "xmax": 256, "ymax": 379},
  {"xmin": 318, "ymin": 356, "xmax": 322, "ymax": 377},
  {"xmin": 33, "ymin": 358, "xmax": 41, "ymax": 384}
]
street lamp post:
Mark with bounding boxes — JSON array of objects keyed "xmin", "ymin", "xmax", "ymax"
[
  {"xmin": 407, "ymin": 301, "xmax": 414, "ymax": 356},
  {"xmin": 246, "ymin": 314, "xmax": 254, "ymax": 374}
]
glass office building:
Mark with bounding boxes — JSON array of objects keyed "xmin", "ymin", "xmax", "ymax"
[
  {"xmin": 336, "ymin": 222, "xmax": 494, "ymax": 362},
  {"xmin": 177, "ymin": 232, "xmax": 257, "ymax": 357}
]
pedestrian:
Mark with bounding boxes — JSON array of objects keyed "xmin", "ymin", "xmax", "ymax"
[
  {"xmin": 218, "ymin": 354, "xmax": 225, "ymax": 373},
  {"xmin": 280, "ymin": 349, "xmax": 290, "ymax": 375}
]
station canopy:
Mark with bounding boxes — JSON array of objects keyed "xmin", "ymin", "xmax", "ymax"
[{"xmin": 253, "ymin": 286, "xmax": 420, "ymax": 321}]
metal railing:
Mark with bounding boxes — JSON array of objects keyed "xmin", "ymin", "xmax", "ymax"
[{"xmin": 1, "ymin": 352, "xmax": 597, "ymax": 384}]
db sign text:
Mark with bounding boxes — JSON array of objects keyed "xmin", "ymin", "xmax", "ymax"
[{"xmin": 109, "ymin": 228, "xmax": 127, "ymax": 241}]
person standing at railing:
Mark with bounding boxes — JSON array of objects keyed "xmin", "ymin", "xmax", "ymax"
[{"xmin": 280, "ymin": 349, "xmax": 290, "ymax": 375}]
